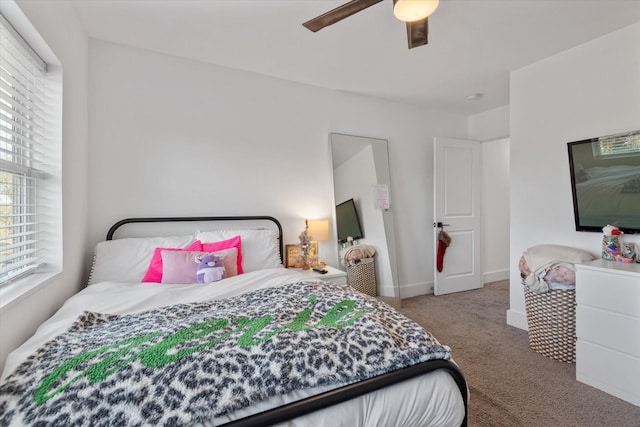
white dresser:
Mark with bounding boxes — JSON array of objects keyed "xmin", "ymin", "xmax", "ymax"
[{"xmin": 575, "ymin": 259, "xmax": 640, "ymax": 406}]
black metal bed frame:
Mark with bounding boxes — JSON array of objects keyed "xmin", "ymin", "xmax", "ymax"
[
  {"xmin": 224, "ymin": 360, "xmax": 468, "ymax": 427},
  {"xmin": 104, "ymin": 216, "xmax": 468, "ymax": 427},
  {"xmin": 106, "ymin": 215, "xmax": 284, "ymax": 264}
]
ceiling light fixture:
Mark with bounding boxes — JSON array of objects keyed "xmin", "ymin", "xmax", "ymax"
[
  {"xmin": 466, "ymin": 93, "xmax": 484, "ymax": 101},
  {"xmin": 393, "ymin": 0, "xmax": 439, "ymax": 22}
]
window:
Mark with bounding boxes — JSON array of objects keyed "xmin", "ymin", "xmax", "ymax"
[
  {"xmin": 592, "ymin": 131, "xmax": 640, "ymax": 160},
  {"xmin": 0, "ymin": 14, "xmax": 50, "ymax": 286}
]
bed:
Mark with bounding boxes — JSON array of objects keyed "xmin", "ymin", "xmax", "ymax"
[{"xmin": 0, "ymin": 216, "xmax": 468, "ymax": 427}]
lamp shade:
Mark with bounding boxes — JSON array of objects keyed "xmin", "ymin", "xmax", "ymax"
[
  {"xmin": 393, "ymin": 0, "xmax": 439, "ymax": 22},
  {"xmin": 307, "ymin": 220, "xmax": 330, "ymax": 241}
]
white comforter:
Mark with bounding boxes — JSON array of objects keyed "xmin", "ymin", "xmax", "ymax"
[{"xmin": 1, "ymin": 268, "xmax": 465, "ymax": 427}]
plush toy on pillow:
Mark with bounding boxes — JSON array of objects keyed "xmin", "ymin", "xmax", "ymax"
[{"xmin": 195, "ymin": 254, "xmax": 225, "ymax": 283}]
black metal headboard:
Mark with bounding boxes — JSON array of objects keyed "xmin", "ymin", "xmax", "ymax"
[{"xmin": 106, "ymin": 216, "xmax": 284, "ymax": 264}]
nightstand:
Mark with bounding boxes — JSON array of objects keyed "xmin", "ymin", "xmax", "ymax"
[{"xmin": 293, "ymin": 265, "xmax": 347, "ymax": 285}]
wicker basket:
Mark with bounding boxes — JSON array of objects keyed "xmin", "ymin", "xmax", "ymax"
[
  {"xmin": 347, "ymin": 258, "xmax": 377, "ymax": 297},
  {"xmin": 523, "ymin": 284, "xmax": 576, "ymax": 363}
]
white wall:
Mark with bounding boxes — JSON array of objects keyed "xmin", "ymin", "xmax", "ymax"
[
  {"xmin": 508, "ymin": 22, "xmax": 640, "ymax": 330},
  {"xmin": 88, "ymin": 40, "xmax": 469, "ymax": 299},
  {"xmin": 481, "ymin": 138, "xmax": 510, "ymax": 283},
  {"xmin": 88, "ymin": 39, "xmax": 336, "ymax": 252},
  {"xmin": 468, "ymin": 106, "xmax": 511, "ymax": 284},
  {"xmin": 0, "ymin": 1, "xmax": 89, "ymax": 373},
  {"xmin": 468, "ymin": 105, "xmax": 510, "ymax": 142}
]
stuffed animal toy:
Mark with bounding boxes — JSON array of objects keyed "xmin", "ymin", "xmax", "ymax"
[{"xmin": 195, "ymin": 254, "xmax": 225, "ymax": 283}]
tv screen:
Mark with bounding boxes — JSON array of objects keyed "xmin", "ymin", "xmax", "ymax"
[
  {"xmin": 567, "ymin": 130, "xmax": 640, "ymax": 234},
  {"xmin": 335, "ymin": 198, "xmax": 364, "ymax": 243}
]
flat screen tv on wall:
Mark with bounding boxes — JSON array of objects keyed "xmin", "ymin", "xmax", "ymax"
[
  {"xmin": 567, "ymin": 129, "xmax": 640, "ymax": 234},
  {"xmin": 335, "ymin": 198, "xmax": 364, "ymax": 243}
]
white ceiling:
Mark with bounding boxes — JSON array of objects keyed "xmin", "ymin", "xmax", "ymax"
[{"xmin": 71, "ymin": 0, "xmax": 640, "ymax": 115}]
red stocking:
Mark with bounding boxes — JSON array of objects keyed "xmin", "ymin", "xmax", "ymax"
[
  {"xmin": 437, "ymin": 230, "xmax": 451, "ymax": 273},
  {"xmin": 437, "ymin": 240, "xmax": 447, "ymax": 272}
]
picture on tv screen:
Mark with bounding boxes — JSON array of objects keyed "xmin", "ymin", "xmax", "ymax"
[
  {"xmin": 567, "ymin": 130, "xmax": 640, "ymax": 234},
  {"xmin": 335, "ymin": 198, "xmax": 364, "ymax": 243}
]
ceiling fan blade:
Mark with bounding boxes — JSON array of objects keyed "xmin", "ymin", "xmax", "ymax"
[
  {"xmin": 406, "ymin": 17, "xmax": 429, "ymax": 49},
  {"xmin": 303, "ymin": 0, "xmax": 384, "ymax": 32}
]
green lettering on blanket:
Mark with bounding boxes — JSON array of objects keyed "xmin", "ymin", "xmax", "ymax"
[
  {"xmin": 34, "ymin": 295, "xmax": 364, "ymax": 404},
  {"xmin": 140, "ymin": 318, "xmax": 230, "ymax": 368},
  {"xmin": 317, "ymin": 299, "xmax": 364, "ymax": 328},
  {"xmin": 237, "ymin": 295, "xmax": 364, "ymax": 346},
  {"xmin": 34, "ymin": 332, "xmax": 161, "ymax": 404}
]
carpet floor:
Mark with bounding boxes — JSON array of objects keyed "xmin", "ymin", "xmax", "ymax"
[{"xmin": 398, "ymin": 280, "xmax": 640, "ymax": 427}]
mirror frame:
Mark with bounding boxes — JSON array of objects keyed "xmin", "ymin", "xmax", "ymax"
[{"xmin": 329, "ymin": 133, "xmax": 401, "ymax": 307}]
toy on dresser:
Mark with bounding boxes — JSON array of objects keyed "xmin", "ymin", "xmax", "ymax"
[{"xmin": 601, "ymin": 224, "xmax": 635, "ymax": 263}]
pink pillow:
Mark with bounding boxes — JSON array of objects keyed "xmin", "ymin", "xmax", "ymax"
[
  {"xmin": 141, "ymin": 240, "xmax": 203, "ymax": 283},
  {"xmin": 201, "ymin": 235, "xmax": 243, "ymax": 274},
  {"xmin": 160, "ymin": 248, "xmax": 238, "ymax": 284}
]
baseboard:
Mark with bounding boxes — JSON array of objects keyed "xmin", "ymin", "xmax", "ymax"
[
  {"xmin": 399, "ymin": 270, "xmax": 510, "ymax": 299},
  {"xmin": 400, "ymin": 271, "xmax": 512, "ymax": 299},
  {"xmin": 399, "ymin": 281, "xmax": 433, "ymax": 299},
  {"xmin": 483, "ymin": 268, "xmax": 510, "ymax": 284},
  {"xmin": 378, "ymin": 286, "xmax": 396, "ymax": 298},
  {"xmin": 507, "ymin": 309, "xmax": 528, "ymax": 331}
]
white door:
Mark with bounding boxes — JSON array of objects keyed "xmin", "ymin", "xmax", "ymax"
[{"xmin": 433, "ymin": 137, "xmax": 482, "ymax": 295}]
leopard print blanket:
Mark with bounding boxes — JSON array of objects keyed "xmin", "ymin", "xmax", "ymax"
[{"xmin": 0, "ymin": 281, "xmax": 450, "ymax": 426}]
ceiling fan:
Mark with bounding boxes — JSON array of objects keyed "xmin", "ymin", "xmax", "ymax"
[{"xmin": 303, "ymin": 0, "xmax": 440, "ymax": 49}]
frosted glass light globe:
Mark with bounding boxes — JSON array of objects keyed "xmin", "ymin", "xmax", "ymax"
[{"xmin": 393, "ymin": 0, "xmax": 439, "ymax": 22}]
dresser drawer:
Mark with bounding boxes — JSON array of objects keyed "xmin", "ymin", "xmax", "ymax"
[
  {"xmin": 576, "ymin": 306, "xmax": 640, "ymax": 356},
  {"xmin": 576, "ymin": 269, "xmax": 640, "ymax": 317},
  {"xmin": 576, "ymin": 340, "xmax": 640, "ymax": 407}
]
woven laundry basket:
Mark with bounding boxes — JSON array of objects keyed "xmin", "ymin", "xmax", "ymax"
[
  {"xmin": 523, "ymin": 284, "xmax": 576, "ymax": 363},
  {"xmin": 347, "ymin": 258, "xmax": 377, "ymax": 297}
]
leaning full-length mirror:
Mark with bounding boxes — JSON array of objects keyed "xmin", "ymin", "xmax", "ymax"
[{"xmin": 329, "ymin": 133, "xmax": 401, "ymax": 307}]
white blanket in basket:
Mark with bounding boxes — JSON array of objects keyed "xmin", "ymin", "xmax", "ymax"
[{"xmin": 522, "ymin": 245, "xmax": 594, "ymax": 294}]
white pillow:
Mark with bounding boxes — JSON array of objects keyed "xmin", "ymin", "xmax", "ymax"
[
  {"xmin": 195, "ymin": 229, "xmax": 282, "ymax": 272},
  {"xmin": 88, "ymin": 234, "xmax": 195, "ymax": 284}
]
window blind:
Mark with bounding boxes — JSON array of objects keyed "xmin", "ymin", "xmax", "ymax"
[
  {"xmin": 0, "ymin": 14, "xmax": 48, "ymax": 285},
  {"xmin": 593, "ymin": 132, "xmax": 640, "ymax": 159}
]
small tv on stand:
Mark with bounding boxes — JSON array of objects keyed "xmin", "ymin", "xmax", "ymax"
[{"xmin": 336, "ymin": 198, "xmax": 364, "ymax": 243}]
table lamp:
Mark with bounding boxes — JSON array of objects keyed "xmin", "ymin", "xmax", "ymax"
[{"xmin": 299, "ymin": 219, "xmax": 329, "ymax": 269}]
